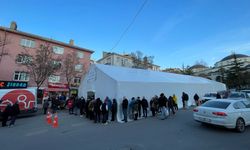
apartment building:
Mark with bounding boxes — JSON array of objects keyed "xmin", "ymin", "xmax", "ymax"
[{"xmin": 0, "ymin": 22, "xmax": 94, "ymax": 97}]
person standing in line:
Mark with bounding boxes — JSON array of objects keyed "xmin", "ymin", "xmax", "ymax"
[
  {"xmin": 137, "ymin": 97, "xmax": 142, "ymax": 118},
  {"xmin": 122, "ymin": 96, "xmax": 128, "ymax": 122},
  {"xmin": 173, "ymin": 94, "xmax": 178, "ymax": 111},
  {"xmin": 2, "ymin": 103, "xmax": 12, "ymax": 127},
  {"xmin": 101, "ymin": 101, "xmax": 108, "ymax": 124},
  {"xmin": 9, "ymin": 101, "xmax": 20, "ymax": 127},
  {"xmin": 94, "ymin": 98, "xmax": 102, "ymax": 123},
  {"xmin": 193, "ymin": 93, "xmax": 200, "ymax": 106},
  {"xmin": 111, "ymin": 99, "xmax": 117, "ymax": 121},
  {"xmin": 133, "ymin": 99, "xmax": 139, "ymax": 120},
  {"xmin": 182, "ymin": 92, "xmax": 189, "ymax": 109},
  {"xmin": 104, "ymin": 96, "xmax": 112, "ymax": 122},
  {"xmin": 158, "ymin": 93, "xmax": 167, "ymax": 120},
  {"xmin": 168, "ymin": 96, "xmax": 175, "ymax": 116},
  {"xmin": 129, "ymin": 97, "xmax": 136, "ymax": 119},
  {"xmin": 79, "ymin": 96, "xmax": 86, "ymax": 117},
  {"xmin": 43, "ymin": 100, "xmax": 49, "ymax": 115},
  {"xmin": 67, "ymin": 97, "xmax": 74, "ymax": 114},
  {"xmin": 141, "ymin": 96, "xmax": 149, "ymax": 118}
]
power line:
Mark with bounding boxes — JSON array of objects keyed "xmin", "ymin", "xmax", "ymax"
[{"xmin": 110, "ymin": 0, "xmax": 148, "ymax": 51}]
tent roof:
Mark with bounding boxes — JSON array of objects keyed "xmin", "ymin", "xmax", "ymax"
[{"xmin": 95, "ymin": 64, "xmax": 219, "ymax": 84}]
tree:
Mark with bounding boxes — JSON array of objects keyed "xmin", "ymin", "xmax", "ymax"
[
  {"xmin": 61, "ymin": 51, "xmax": 81, "ymax": 91},
  {"xmin": 181, "ymin": 64, "xmax": 193, "ymax": 75},
  {"xmin": 194, "ymin": 60, "xmax": 208, "ymax": 67},
  {"xmin": 0, "ymin": 31, "xmax": 11, "ymax": 62},
  {"xmin": 19, "ymin": 44, "xmax": 61, "ymax": 90},
  {"xmin": 130, "ymin": 51, "xmax": 154, "ymax": 69},
  {"xmin": 225, "ymin": 53, "xmax": 246, "ymax": 90}
]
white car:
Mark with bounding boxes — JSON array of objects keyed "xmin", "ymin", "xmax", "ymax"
[{"xmin": 193, "ymin": 99, "xmax": 250, "ymax": 132}]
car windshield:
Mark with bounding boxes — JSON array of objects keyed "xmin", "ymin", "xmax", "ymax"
[
  {"xmin": 228, "ymin": 93, "xmax": 245, "ymax": 98},
  {"xmin": 202, "ymin": 101, "xmax": 230, "ymax": 109}
]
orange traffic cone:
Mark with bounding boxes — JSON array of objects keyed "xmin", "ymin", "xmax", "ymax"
[
  {"xmin": 46, "ymin": 111, "xmax": 52, "ymax": 125},
  {"xmin": 52, "ymin": 113, "xmax": 59, "ymax": 128}
]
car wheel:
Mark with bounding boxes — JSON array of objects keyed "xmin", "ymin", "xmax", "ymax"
[{"xmin": 236, "ymin": 118, "xmax": 245, "ymax": 133}]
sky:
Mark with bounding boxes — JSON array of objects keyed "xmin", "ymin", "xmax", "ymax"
[{"xmin": 1, "ymin": 0, "xmax": 250, "ymax": 69}]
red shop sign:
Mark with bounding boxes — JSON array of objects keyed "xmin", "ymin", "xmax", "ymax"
[{"xmin": 48, "ymin": 83, "xmax": 69, "ymax": 89}]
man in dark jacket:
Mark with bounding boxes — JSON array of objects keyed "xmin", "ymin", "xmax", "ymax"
[
  {"xmin": 141, "ymin": 96, "xmax": 148, "ymax": 118},
  {"xmin": 111, "ymin": 99, "xmax": 117, "ymax": 121},
  {"xmin": 193, "ymin": 93, "xmax": 199, "ymax": 106},
  {"xmin": 168, "ymin": 96, "xmax": 175, "ymax": 115},
  {"xmin": 2, "ymin": 103, "xmax": 12, "ymax": 127},
  {"xmin": 182, "ymin": 92, "xmax": 189, "ymax": 109},
  {"xmin": 9, "ymin": 101, "xmax": 20, "ymax": 127},
  {"xmin": 79, "ymin": 96, "xmax": 86, "ymax": 117},
  {"xmin": 158, "ymin": 93, "xmax": 167, "ymax": 120},
  {"xmin": 122, "ymin": 96, "xmax": 128, "ymax": 122}
]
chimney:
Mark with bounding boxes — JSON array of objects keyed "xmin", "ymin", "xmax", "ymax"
[
  {"xmin": 69, "ymin": 39, "xmax": 74, "ymax": 46},
  {"xmin": 10, "ymin": 21, "xmax": 17, "ymax": 30}
]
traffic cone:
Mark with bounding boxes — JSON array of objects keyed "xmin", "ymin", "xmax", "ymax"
[
  {"xmin": 52, "ymin": 113, "xmax": 59, "ymax": 128},
  {"xmin": 46, "ymin": 111, "xmax": 52, "ymax": 125}
]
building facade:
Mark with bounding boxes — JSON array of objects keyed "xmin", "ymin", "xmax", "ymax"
[
  {"xmin": 97, "ymin": 51, "xmax": 160, "ymax": 71},
  {"xmin": 0, "ymin": 22, "xmax": 94, "ymax": 97},
  {"xmin": 192, "ymin": 54, "xmax": 250, "ymax": 84}
]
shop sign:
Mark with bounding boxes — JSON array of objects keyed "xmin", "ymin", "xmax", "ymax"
[{"xmin": 0, "ymin": 81, "xmax": 28, "ymax": 89}]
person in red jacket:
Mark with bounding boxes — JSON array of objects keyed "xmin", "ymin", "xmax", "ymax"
[{"xmin": 67, "ymin": 97, "xmax": 74, "ymax": 114}]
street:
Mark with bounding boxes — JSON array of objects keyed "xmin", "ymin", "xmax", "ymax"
[{"xmin": 0, "ymin": 109, "xmax": 249, "ymax": 150}]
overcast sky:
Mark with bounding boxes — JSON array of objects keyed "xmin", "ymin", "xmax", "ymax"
[{"xmin": 1, "ymin": 0, "xmax": 250, "ymax": 69}]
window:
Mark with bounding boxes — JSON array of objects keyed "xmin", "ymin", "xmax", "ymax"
[
  {"xmin": 52, "ymin": 46, "xmax": 64, "ymax": 54},
  {"xmin": 16, "ymin": 54, "xmax": 32, "ymax": 64},
  {"xmin": 13, "ymin": 71, "xmax": 29, "ymax": 81},
  {"xmin": 20, "ymin": 39, "xmax": 35, "ymax": 48},
  {"xmin": 48, "ymin": 75, "xmax": 60, "ymax": 83},
  {"xmin": 105, "ymin": 57, "xmax": 111, "ymax": 65},
  {"xmin": 73, "ymin": 77, "xmax": 81, "ymax": 84},
  {"xmin": 202, "ymin": 101, "xmax": 230, "ymax": 109},
  {"xmin": 52, "ymin": 60, "xmax": 61, "ymax": 67},
  {"xmin": 242, "ymin": 101, "xmax": 250, "ymax": 108},
  {"xmin": 75, "ymin": 64, "xmax": 83, "ymax": 71},
  {"xmin": 77, "ymin": 51, "xmax": 84, "ymax": 58},
  {"xmin": 233, "ymin": 102, "xmax": 246, "ymax": 109}
]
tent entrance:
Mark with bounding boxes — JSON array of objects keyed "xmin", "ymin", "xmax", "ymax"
[{"xmin": 87, "ymin": 91, "xmax": 95, "ymax": 100}]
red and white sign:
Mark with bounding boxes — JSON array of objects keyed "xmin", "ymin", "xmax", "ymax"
[
  {"xmin": 0, "ymin": 89, "xmax": 36, "ymax": 111},
  {"xmin": 48, "ymin": 83, "xmax": 69, "ymax": 89}
]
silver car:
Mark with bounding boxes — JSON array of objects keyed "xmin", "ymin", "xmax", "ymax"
[
  {"xmin": 228, "ymin": 92, "xmax": 250, "ymax": 101},
  {"xmin": 193, "ymin": 99, "xmax": 250, "ymax": 132}
]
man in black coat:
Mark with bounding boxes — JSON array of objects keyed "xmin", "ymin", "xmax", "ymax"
[
  {"xmin": 111, "ymin": 99, "xmax": 117, "ymax": 121},
  {"xmin": 193, "ymin": 93, "xmax": 199, "ymax": 106},
  {"xmin": 141, "ymin": 97, "xmax": 148, "ymax": 118},
  {"xmin": 9, "ymin": 101, "xmax": 20, "ymax": 127},
  {"xmin": 2, "ymin": 103, "xmax": 12, "ymax": 127},
  {"xmin": 122, "ymin": 96, "xmax": 128, "ymax": 122}
]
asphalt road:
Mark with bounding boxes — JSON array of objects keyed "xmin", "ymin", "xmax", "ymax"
[{"xmin": 0, "ymin": 109, "xmax": 249, "ymax": 150}]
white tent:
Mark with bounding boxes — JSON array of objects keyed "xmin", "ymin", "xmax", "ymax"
[{"xmin": 79, "ymin": 64, "xmax": 226, "ymax": 122}]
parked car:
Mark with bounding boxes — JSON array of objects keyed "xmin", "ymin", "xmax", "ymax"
[
  {"xmin": 201, "ymin": 92, "xmax": 217, "ymax": 104},
  {"xmin": 241, "ymin": 90, "xmax": 250, "ymax": 97},
  {"xmin": 193, "ymin": 99, "xmax": 250, "ymax": 132},
  {"xmin": 227, "ymin": 92, "xmax": 250, "ymax": 101}
]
